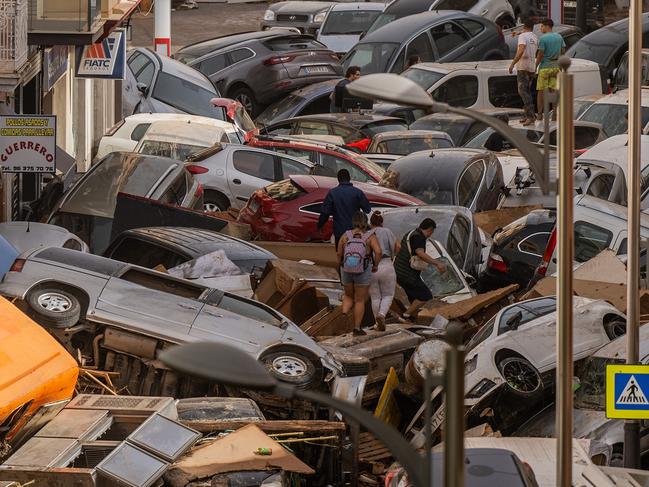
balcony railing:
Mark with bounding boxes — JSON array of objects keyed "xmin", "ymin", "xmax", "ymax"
[
  {"xmin": 0, "ymin": 0, "xmax": 28, "ymax": 74},
  {"xmin": 28, "ymin": 0, "xmax": 102, "ymax": 34}
]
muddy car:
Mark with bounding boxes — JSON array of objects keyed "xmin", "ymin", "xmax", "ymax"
[{"xmin": 0, "ymin": 248, "xmax": 344, "ymax": 392}]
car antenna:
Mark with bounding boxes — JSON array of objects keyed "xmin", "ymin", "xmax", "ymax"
[
  {"xmin": 429, "ymin": 150, "xmax": 435, "ymax": 158},
  {"xmin": 26, "ymin": 220, "xmax": 30, "ymax": 232}
]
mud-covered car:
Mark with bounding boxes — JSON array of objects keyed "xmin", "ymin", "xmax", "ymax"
[{"xmin": 0, "ymin": 247, "xmax": 344, "ymax": 392}]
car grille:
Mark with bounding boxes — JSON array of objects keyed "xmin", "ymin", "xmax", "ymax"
[
  {"xmin": 341, "ymin": 361, "xmax": 370, "ymax": 377},
  {"xmin": 277, "ymin": 14, "xmax": 309, "ymax": 22}
]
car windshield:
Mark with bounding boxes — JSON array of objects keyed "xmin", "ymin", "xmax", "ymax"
[
  {"xmin": 255, "ymin": 94, "xmax": 306, "ymax": 126},
  {"xmin": 321, "ymin": 10, "xmax": 381, "ymax": 35},
  {"xmin": 364, "ymin": 13, "xmax": 396, "ymax": 36},
  {"xmin": 0, "ymin": 235, "xmax": 18, "ymax": 280},
  {"xmin": 377, "ymin": 136, "xmax": 452, "ymax": 155},
  {"xmin": 152, "ymin": 72, "xmax": 221, "ymax": 119},
  {"xmin": 575, "ymin": 356, "xmax": 625, "ymax": 410},
  {"xmin": 139, "ymin": 140, "xmax": 207, "ymax": 160},
  {"xmin": 466, "ymin": 316, "xmax": 496, "ymax": 352},
  {"xmin": 420, "ymin": 253, "xmax": 464, "ymax": 296},
  {"xmin": 580, "ymin": 103, "xmax": 649, "ymax": 136},
  {"xmin": 402, "ymin": 68, "xmax": 446, "ymax": 91},
  {"xmin": 567, "ymin": 38, "xmax": 618, "ymax": 66},
  {"xmin": 381, "ymin": 168, "xmax": 455, "ymax": 205},
  {"xmin": 343, "ymin": 42, "xmax": 399, "ymax": 74}
]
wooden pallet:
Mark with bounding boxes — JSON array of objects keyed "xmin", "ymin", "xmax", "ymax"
[{"xmin": 358, "ymin": 432, "xmax": 392, "ymax": 463}]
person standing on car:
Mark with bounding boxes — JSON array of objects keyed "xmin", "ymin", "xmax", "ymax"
[
  {"xmin": 536, "ymin": 18, "xmax": 565, "ymax": 120},
  {"xmin": 368, "ymin": 211, "xmax": 400, "ymax": 331},
  {"xmin": 331, "ymin": 66, "xmax": 361, "ymax": 113},
  {"xmin": 338, "ymin": 211, "xmax": 382, "ymax": 336},
  {"xmin": 394, "ymin": 218, "xmax": 447, "ymax": 321},
  {"xmin": 509, "ymin": 19, "xmax": 538, "ymax": 126},
  {"xmin": 318, "ymin": 169, "xmax": 371, "ymax": 247}
]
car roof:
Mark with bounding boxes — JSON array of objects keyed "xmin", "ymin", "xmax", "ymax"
[
  {"xmin": 328, "ymin": 2, "xmax": 384, "ymax": 11},
  {"xmin": 576, "ymin": 194, "xmax": 649, "ymax": 229},
  {"xmin": 123, "ymin": 113, "xmax": 233, "ymax": 128},
  {"xmin": 359, "ymin": 10, "xmax": 475, "ymax": 44},
  {"xmin": 0, "ymin": 222, "xmax": 75, "ymax": 253},
  {"xmin": 175, "ymin": 30, "xmax": 294, "ymax": 57},
  {"xmin": 577, "ymin": 134, "xmax": 649, "ymax": 169},
  {"xmin": 141, "ymin": 121, "xmax": 225, "ymax": 144},
  {"xmin": 523, "ymin": 209, "xmax": 557, "ymax": 226},
  {"xmin": 372, "ymin": 129, "xmax": 451, "ymax": 141},
  {"xmin": 380, "ymin": 205, "xmax": 474, "ymax": 228},
  {"xmin": 290, "ymin": 113, "xmax": 404, "ymax": 127},
  {"xmin": 130, "ymin": 48, "xmax": 214, "ymax": 91},
  {"xmin": 593, "ymin": 324, "xmax": 649, "ymax": 360},
  {"xmin": 410, "ymin": 58, "xmax": 599, "ymax": 75},
  {"xmin": 574, "ymin": 12, "xmax": 649, "ymax": 44},
  {"xmin": 587, "ymin": 87, "xmax": 649, "ymax": 107},
  {"xmin": 382, "ymin": 0, "xmax": 435, "ymax": 15}
]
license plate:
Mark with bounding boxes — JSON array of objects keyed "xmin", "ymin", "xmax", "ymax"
[
  {"xmin": 303, "ymin": 65, "xmax": 332, "ymax": 75},
  {"xmin": 248, "ymin": 198, "xmax": 260, "ymax": 213},
  {"xmin": 564, "ymin": 1, "xmax": 576, "ymax": 7}
]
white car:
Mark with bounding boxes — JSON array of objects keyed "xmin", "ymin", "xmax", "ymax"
[
  {"xmin": 578, "ymin": 87, "xmax": 649, "ymax": 136},
  {"xmin": 317, "ymin": 2, "xmax": 384, "ymax": 55},
  {"xmin": 96, "ymin": 113, "xmax": 242, "ymax": 160}
]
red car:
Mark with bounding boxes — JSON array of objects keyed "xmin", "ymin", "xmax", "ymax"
[
  {"xmin": 238, "ymin": 175, "xmax": 424, "ymax": 241},
  {"xmin": 248, "ymin": 137, "xmax": 385, "ymax": 183}
]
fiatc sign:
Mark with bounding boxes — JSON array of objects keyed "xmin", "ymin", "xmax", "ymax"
[
  {"xmin": 0, "ymin": 116, "xmax": 56, "ymax": 173},
  {"xmin": 75, "ymin": 29, "xmax": 126, "ymax": 79},
  {"xmin": 606, "ymin": 364, "xmax": 649, "ymax": 419}
]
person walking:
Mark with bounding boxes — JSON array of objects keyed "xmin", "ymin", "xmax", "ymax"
[
  {"xmin": 338, "ymin": 211, "xmax": 382, "ymax": 336},
  {"xmin": 331, "ymin": 66, "xmax": 361, "ymax": 113},
  {"xmin": 394, "ymin": 218, "xmax": 447, "ymax": 321},
  {"xmin": 536, "ymin": 18, "xmax": 565, "ymax": 120},
  {"xmin": 317, "ymin": 169, "xmax": 371, "ymax": 247},
  {"xmin": 509, "ymin": 19, "xmax": 538, "ymax": 126},
  {"xmin": 368, "ymin": 211, "xmax": 400, "ymax": 331}
]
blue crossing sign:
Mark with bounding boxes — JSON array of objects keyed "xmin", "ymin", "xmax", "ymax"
[{"xmin": 606, "ymin": 364, "xmax": 649, "ymax": 419}]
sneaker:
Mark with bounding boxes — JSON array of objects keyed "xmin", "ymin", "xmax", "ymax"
[
  {"xmin": 374, "ymin": 315, "xmax": 386, "ymax": 332},
  {"xmin": 352, "ymin": 328, "xmax": 367, "ymax": 336}
]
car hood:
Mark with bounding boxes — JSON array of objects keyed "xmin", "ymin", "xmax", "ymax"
[{"xmin": 270, "ymin": 1, "xmax": 334, "ymax": 14}]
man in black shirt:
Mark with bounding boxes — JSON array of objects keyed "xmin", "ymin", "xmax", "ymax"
[{"xmin": 331, "ymin": 66, "xmax": 361, "ymax": 113}]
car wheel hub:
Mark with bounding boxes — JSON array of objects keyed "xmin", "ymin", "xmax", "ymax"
[
  {"xmin": 503, "ymin": 360, "xmax": 538, "ymax": 392},
  {"xmin": 204, "ymin": 202, "xmax": 221, "ymax": 212},
  {"xmin": 37, "ymin": 292, "xmax": 72, "ymax": 313},
  {"xmin": 236, "ymin": 94, "xmax": 253, "ymax": 113},
  {"xmin": 272, "ymin": 356, "xmax": 308, "ymax": 377}
]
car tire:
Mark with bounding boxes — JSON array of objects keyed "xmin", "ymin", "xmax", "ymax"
[
  {"xmin": 497, "ymin": 356, "xmax": 542, "ymax": 396},
  {"xmin": 262, "ymin": 351, "xmax": 318, "ymax": 388},
  {"xmin": 230, "ymin": 86, "xmax": 257, "ymax": 117},
  {"xmin": 604, "ymin": 317, "xmax": 627, "ymax": 340},
  {"xmin": 26, "ymin": 288, "xmax": 81, "ymax": 328},
  {"xmin": 203, "ymin": 191, "xmax": 230, "ymax": 213}
]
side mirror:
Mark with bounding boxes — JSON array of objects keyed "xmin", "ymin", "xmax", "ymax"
[
  {"xmin": 136, "ymin": 82, "xmax": 149, "ymax": 96},
  {"xmin": 505, "ymin": 310, "xmax": 523, "ymax": 331}
]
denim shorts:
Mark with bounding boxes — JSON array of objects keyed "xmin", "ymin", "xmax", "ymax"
[{"xmin": 341, "ymin": 265, "xmax": 372, "ymax": 286}]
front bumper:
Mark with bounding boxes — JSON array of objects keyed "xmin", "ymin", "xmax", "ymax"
[{"xmin": 260, "ymin": 20, "xmax": 320, "ymax": 36}]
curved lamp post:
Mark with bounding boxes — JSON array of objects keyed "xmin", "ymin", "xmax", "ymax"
[{"xmin": 345, "ymin": 73, "xmax": 551, "ymax": 194}]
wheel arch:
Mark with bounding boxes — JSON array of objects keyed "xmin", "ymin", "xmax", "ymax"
[
  {"xmin": 202, "ymin": 188, "xmax": 231, "ymax": 209},
  {"xmin": 27, "ymin": 281, "xmax": 91, "ymax": 319}
]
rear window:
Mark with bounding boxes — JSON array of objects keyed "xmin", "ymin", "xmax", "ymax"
[
  {"xmin": 265, "ymin": 179, "xmax": 305, "ymax": 201},
  {"xmin": 139, "ymin": 141, "xmax": 207, "ymax": 160},
  {"xmin": 152, "ymin": 72, "xmax": 222, "ymax": 119},
  {"xmin": 574, "ymin": 221, "xmax": 613, "ymax": 263},
  {"xmin": 321, "ymin": 10, "xmax": 381, "ymax": 36},
  {"xmin": 377, "ymin": 137, "xmax": 452, "ymax": 155},
  {"xmin": 263, "ymin": 37, "xmax": 325, "ymax": 51},
  {"xmin": 579, "ymin": 103, "xmax": 649, "ymax": 137},
  {"xmin": 363, "ymin": 121, "xmax": 408, "ymax": 136},
  {"xmin": 35, "ymin": 247, "xmax": 124, "ymax": 275},
  {"xmin": 159, "ymin": 172, "xmax": 188, "ymax": 205}
]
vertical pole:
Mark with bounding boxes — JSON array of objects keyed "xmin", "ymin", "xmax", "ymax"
[
  {"xmin": 575, "ymin": 0, "xmax": 587, "ymax": 33},
  {"xmin": 444, "ymin": 322, "xmax": 465, "ymax": 487},
  {"xmin": 424, "ymin": 369, "xmax": 433, "ymax": 486},
  {"xmin": 549, "ymin": 0, "xmax": 563, "ymax": 26},
  {"xmin": 556, "ymin": 56, "xmax": 574, "ymax": 487},
  {"xmin": 625, "ymin": 0, "xmax": 642, "ymax": 469},
  {"xmin": 154, "ymin": 0, "xmax": 171, "ymax": 56}
]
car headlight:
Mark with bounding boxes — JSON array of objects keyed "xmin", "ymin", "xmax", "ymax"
[
  {"xmin": 464, "ymin": 355, "xmax": 478, "ymax": 375},
  {"xmin": 466, "ymin": 378, "xmax": 496, "ymax": 399},
  {"xmin": 314, "ymin": 10, "xmax": 327, "ymax": 23},
  {"xmin": 263, "ymin": 9, "xmax": 275, "ymax": 21}
]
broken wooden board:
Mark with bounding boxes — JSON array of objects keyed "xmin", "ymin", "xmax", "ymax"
[
  {"xmin": 358, "ymin": 432, "xmax": 392, "ymax": 463},
  {"xmin": 254, "ymin": 242, "xmax": 339, "ymax": 268},
  {"xmin": 473, "ymin": 205, "xmax": 542, "ymax": 236},
  {"xmin": 300, "ymin": 306, "xmax": 354, "ymax": 337},
  {"xmin": 573, "ymin": 249, "xmax": 627, "ymax": 284}
]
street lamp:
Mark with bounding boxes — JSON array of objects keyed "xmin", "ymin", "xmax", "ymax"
[{"xmin": 345, "ymin": 73, "xmax": 551, "ymax": 194}]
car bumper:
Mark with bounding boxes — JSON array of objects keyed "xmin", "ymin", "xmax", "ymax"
[
  {"xmin": 254, "ymin": 74, "xmax": 341, "ymax": 105},
  {"xmin": 260, "ymin": 20, "xmax": 320, "ymax": 36}
]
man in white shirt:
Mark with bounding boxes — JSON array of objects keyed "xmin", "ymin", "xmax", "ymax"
[{"xmin": 509, "ymin": 19, "xmax": 538, "ymax": 126}]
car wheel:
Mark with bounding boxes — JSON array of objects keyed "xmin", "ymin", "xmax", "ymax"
[
  {"xmin": 498, "ymin": 356, "xmax": 542, "ymax": 396},
  {"xmin": 26, "ymin": 288, "xmax": 81, "ymax": 328},
  {"xmin": 604, "ymin": 317, "xmax": 627, "ymax": 340},
  {"xmin": 262, "ymin": 351, "xmax": 318, "ymax": 388},
  {"xmin": 203, "ymin": 191, "xmax": 230, "ymax": 213},
  {"xmin": 230, "ymin": 86, "xmax": 256, "ymax": 117}
]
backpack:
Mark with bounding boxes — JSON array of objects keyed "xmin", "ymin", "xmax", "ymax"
[{"xmin": 342, "ymin": 230, "xmax": 372, "ymax": 274}]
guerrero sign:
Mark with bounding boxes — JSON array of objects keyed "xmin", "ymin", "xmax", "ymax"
[
  {"xmin": 0, "ymin": 116, "xmax": 56, "ymax": 173},
  {"xmin": 606, "ymin": 364, "xmax": 649, "ymax": 419},
  {"xmin": 75, "ymin": 29, "xmax": 126, "ymax": 79}
]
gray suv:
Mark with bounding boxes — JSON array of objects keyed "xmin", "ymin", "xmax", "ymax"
[{"xmin": 260, "ymin": 1, "xmax": 334, "ymax": 36}]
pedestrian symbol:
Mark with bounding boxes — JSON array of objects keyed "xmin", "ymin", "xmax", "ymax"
[
  {"xmin": 606, "ymin": 364, "xmax": 649, "ymax": 419},
  {"xmin": 616, "ymin": 375, "xmax": 648, "ymax": 405}
]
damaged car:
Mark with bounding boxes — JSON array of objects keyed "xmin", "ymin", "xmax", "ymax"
[{"xmin": 0, "ymin": 247, "xmax": 344, "ymax": 392}]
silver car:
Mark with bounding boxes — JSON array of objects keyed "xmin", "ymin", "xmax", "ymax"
[
  {"xmin": 186, "ymin": 143, "xmax": 314, "ymax": 211},
  {"xmin": 0, "ymin": 247, "xmax": 342, "ymax": 389},
  {"xmin": 0, "ymin": 222, "xmax": 89, "ymax": 254}
]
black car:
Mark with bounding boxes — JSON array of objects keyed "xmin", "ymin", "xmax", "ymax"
[
  {"xmin": 173, "ymin": 31, "xmax": 343, "ymax": 117},
  {"xmin": 479, "ymin": 209, "xmax": 556, "ymax": 290},
  {"xmin": 104, "ymin": 226, "xmax": 277, "ymax": 275},
  {"xmin": 260, "ymin": 113, "xmax": 409, "ymax": 149},
  {"xmin": 380, "ymin": 148, "xmax": 504, "ymax": 212}
]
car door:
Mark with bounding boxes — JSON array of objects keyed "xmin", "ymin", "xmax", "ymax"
[
  {"xmin": 228, "ymin": 148, "xmax": 277, "ymax": 205},
  {"xmin": 277, "ymin": 155, "xmax": 312, "ymax": 179},
  {"xmin": 404, "ymin": 31, "xmax": 436, "ymax": 66},
  {"xmin": 195, "ymin": 52, "xmax": 229, "ymax": 92},
  {"xmin": 429, "ymin": 21, "xmax": 472, "ymax": 62},
  {"xmin": 456, "ymin": 160, "xmax": 486, "ymax": 211},
  {"xmin": 431, "ymin": 75, "xmax": 479, "ymax": 108},
  {"xmin": 94, "ymin": 266, "xmax": 202, "ymax": 340}
]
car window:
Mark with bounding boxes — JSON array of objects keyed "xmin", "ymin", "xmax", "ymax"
[
  {"xmin": 488, "ymin": 76, "xmax": 523, "ymax": 109},
  {"xmin": 421, "ymin": 255, "xmax": 465, "ymax": 296},
  {"xmin": 330, "ymin": 124, "xmax": 358, "ymax": 142},
  {"xmin": 273, "ymin": 146, "xmax": 317, "ymax": 162},
  {"xmin": 121, "ymin": 268, "xmax": 205, "ymax": 299},
  {"xmin": 432, "ymin": 75, "xmax": 478, "ymax": 108},
  {"xmin": 455, "ymin": 18, "xmax": 485, "ymax": 37},
  {"xmin": 498, "ymin": 297, "xmax": 556, "ymax": 335},
  {"xmin": 390, "ymin": 49, "xmax": 406, "ymax": 73},
  {"xmin": 131, "ymin": 123, "xmax": 151, "ymax": 142},
  {"xmin": 563, "ymin": 33, "xmax": 582, "ymax": 50},
  {"xmin": 462, "ymin": 122, "xmax": 488, "ymax": 144},
  {"xmin": 301, "ymin": 95, "xmax": 333, "ymax": 116},
  {"xmin": 447, "ymin": 215, "xmax": 470, "ymax": 267},
  {"xmin": 457, "ymin": 160, "xmax": 485, "ymax": 207},
  {"xmin": 139, "ymin": 140, "xmax": 206, "ymax": 160},
  {"xmin": 159, "ymin": 172, "xmax": 188, "ymax": 205},
  {"xmin": 206, "ymin": 290, "xmax": 282, "ymax": 326},
  {"xmin": 574, "ymin": 221, "xmax": 613, "ymax": 262},
  {"xmin": 466, "ymin": 315, "xmax": 495, "ymax": 352},
  {"xmin": 320, "ymin": 9, "xmax": 381, "ymax": 36},
  {"xmin": 196, "ymin": 53, "xmax": 228, "ymax": 76},
  {"xmin": 108, "ymin": 237, "xmax": 187, "ymax": 269},
  {"xmin": 230, "ymin": 48, "xmax": 254, "ymax": 63},
  {"xmin": 263, "ymin": 37, "xmax": 325, "ymax": 51},
  {"xmin": 586, "ymin": 174, "xmax": 615, "ymax": 199},
  {"xmin": 297, "ymin": 121, "xmax": 330, "ymax": 135},
  {"xmin": 344, "ymin": 42, "xmax": 400, "ymax": 74},
  {"xmin": 279, "ymin": 156, "xmax": 311, "ymax": 178},
  {"xmin": 36, "ymin": 247, "xmax": 124, "ymax": 275},
  {"xmin": 265, "ymin": 121, "xmax": 293, "ymax": 136},
  {"xmin": 321, "ymin": 153, "xmax": 371, "ymax": 182},
  {"xmin": 518, "ymin": 232, "xmax": 551, "ymax": 257},
  {"xmin": 152, "ymin": 72, "xmax": 218, "ymax": 119},
  {"xmin": 127, "ymin": 52, "xmax": 148, "ymax": 75},
  {"xmin": 62, "ymin": 238, "xmax": 82, "ymax": 251},
  {"xmin": 136, "ymin": 61, "xmax": 155, "ymax": 87},
  {"xmin": 548, "ymin": 125, "xmax": 601, "ymax": 150},
  {"xmin": 580, "ymin": 103, "xmax": 649, "ymax": 137},
  {"xmin": 406, "ymin": 32, "xmax": 435, "ymax": 64},
  {"xmin": 402, "ymin": 68, "xmax": 445, "ymax": 91},
  {"xmin": 232, "ymin": 150, "xmax": 276, "ymax": 181},
  {"xmin": 430, "ymin": 22, "xmax": 469, "ymax": 58}
]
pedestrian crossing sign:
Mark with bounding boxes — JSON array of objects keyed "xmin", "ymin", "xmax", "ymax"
[{"xmin": 606, "ymin": 364, "xmax": 649, "ymax": 419}]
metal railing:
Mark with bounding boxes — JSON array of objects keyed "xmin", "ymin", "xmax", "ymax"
[
  {"xmin": 28, "ymin": 0, "xmax": 101, "ymax": 33},
  {"xmin": 0, "ymin": 0, "xmax": 28, "ymax": 74}
]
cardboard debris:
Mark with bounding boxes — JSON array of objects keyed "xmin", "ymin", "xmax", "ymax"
[
  {"xmin": 573, "ymin": 249, "xmax": 627, "ymax": 284},
  {"xmin": 416, "ymin": 284, "xmax": 519, "ymax": 324},
  {"xmin": 254, "ymin": 242, "xmax": 339, "ymax": 268},
  {"xmin": 165, "ymin": 424, "xmax": 314, "ymax": 485},
  {"xmin": 301, "ymin": 306, "xmax": 354, "ymax": 337},
  {"xmin": 465, "ymin": 423, "xmax": 502, "ymax": 438},
  {"xmin": 473, "ymin": 205, "xmax": 542, "ymax": 236}
]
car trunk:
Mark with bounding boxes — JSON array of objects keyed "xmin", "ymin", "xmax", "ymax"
[{"xmin": 282, "ymin": 50, "xmax": 340, "ymax": 79}]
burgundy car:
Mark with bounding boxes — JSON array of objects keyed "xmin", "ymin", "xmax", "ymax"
[{"xmin": 238, "ymin": 175, "xmax": 424, "ymax": 241}]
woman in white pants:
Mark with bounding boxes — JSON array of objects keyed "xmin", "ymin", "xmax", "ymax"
[{"xmin": 368, "ymin": 211, "xmax": 400, "ymax": 331}]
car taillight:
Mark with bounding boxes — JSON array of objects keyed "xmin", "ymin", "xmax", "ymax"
[
  {"xmin": 194, "ymin": 183, "xmax": 203, "ymax": 199},
  {"xmin": 186, "ymin": 165, "xmax": 209, "ymax": 174},
  {"xmin": 537, "ymin": 228, "xmax": 557, "ymax": 277},
  {"xmin": 487, "ymin": 253, "xmax": 508, "ymax": 273},
  {"xmin": 9, "ymin": 259, "xmax": 25, "ymax": 273},
  {"xmin": 264, "ymin": 55, "xmax": 296, "ymax": 66}
]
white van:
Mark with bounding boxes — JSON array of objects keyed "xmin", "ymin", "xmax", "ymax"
[{"xmin": 401, "ymin": 59, "xmax": 603, "ymax": 111}]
